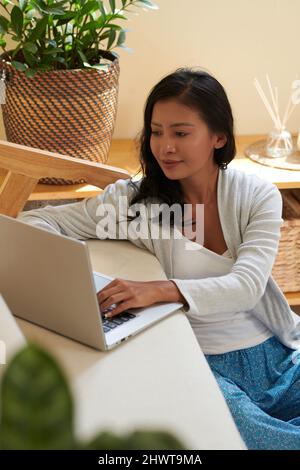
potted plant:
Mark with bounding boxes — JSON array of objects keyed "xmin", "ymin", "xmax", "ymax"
[
  {"xmin": 0, "ymin": 0, "xmax": 157, "ymax": 184},
  {"xmin": 0, "ymin": 343, "xmax": 185, "ymax": 450}
]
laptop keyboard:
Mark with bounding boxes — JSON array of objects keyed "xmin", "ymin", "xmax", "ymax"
[{"xmin": 101, "ymin": 308, "xmax": 136, "ymax": 333}]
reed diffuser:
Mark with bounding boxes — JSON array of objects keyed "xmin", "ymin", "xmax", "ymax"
[{"xmin": 254, "ymin": 75, "xmax": 298, "ymax": 158}]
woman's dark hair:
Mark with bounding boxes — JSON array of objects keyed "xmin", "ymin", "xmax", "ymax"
[{"xmin": 129, "ymin": 67, "xmax": 236, "ymax": 208}]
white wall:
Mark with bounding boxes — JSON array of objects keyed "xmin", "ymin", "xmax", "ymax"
[{"xmin": 1, "ymin": 0, "xmax": 300, "ymax": 139}]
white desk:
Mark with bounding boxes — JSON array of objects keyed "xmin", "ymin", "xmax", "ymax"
[{"xmin": 15, "ymin": 240, "xmax": 245, "ymax": 450}]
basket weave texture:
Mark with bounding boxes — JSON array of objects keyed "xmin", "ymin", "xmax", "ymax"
[
  {"xmin": 272, "ymin": 189, "xmax": 300, "ymax": 292},
  {"xmin": 0, "ymin": 55, "xmax": 120, "ymax": 184}
]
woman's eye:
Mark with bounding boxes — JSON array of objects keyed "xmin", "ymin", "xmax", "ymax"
[
  {"xmin": 150, "ymin": 130, "xmax": 188, "ymax": 137},
  {"xmin": 151, "ymin": 130, "xmax": 162, "ymax": 136},
  {"xmin": 176, "ymin": 132, "xmax": 188, "ymax": 137}
]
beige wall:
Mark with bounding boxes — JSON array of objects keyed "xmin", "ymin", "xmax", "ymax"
[{"xmin": 1, "ymin": 0, "xmax": 300, "ymax": 140}]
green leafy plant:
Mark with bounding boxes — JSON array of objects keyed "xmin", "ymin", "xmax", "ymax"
[
  {"xmin": 0, "ymin": 0, "xmax": 158, "ymax": 76},
  {"xmin": 0, "ymin": 344, "xmax": 186, "ymax": 450}
]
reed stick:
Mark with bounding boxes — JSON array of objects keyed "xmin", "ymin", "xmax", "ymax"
[
  {"xmin": 254, "ymin": 76, "xmax": 299, "ymax": 131},
  {"xmin": 254, "ymin": 78, "xmax": 278, "ymax": 127}
]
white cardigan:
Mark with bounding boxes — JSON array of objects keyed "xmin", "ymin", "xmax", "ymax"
[{"xmin": 19, "ymin": 167, "xmax": 300, "ymax": 351}]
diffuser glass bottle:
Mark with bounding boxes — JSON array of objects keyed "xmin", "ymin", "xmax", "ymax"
[
  {"xmin": 266, "ymin": 127, "xmax": 293, "ymax": 158},
  {"xmin": 254, "ymin": 75, "xmax": 298, "ymax": 159}
]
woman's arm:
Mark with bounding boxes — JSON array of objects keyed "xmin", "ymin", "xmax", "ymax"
[
  {"xmin": 18, "ymin": 179, "xmax": 135, "ymax": 240},
  {"xmin": 170, "ymin": 183, "xmax": 283, "ymax": 318}
]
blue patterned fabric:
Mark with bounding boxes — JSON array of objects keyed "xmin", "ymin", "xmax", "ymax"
[{"xmin": 205, "ymin": 336, "xmax": 300, "ymax": 450}]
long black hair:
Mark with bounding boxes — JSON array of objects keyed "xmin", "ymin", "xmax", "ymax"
[{"xmin": 129, "ymin": 68, "xmax": 236, "ymax": 208}]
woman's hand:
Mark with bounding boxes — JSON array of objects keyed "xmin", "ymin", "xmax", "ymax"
[{"xmin": 97, "ymin": 278, "xmax": 185, "ymax": 318}]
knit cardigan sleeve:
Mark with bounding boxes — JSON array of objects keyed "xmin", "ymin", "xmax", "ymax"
[
  {"xmin": 171, "ymin": 182, "xmax": 283, "ymax": 318},
  {"xmin": 18, "ymin": 178, "xmax": 154, "ymax": 252},
  {"xmin": 18, "ymin": 179, "xmax": 130, "ymax": 238}
]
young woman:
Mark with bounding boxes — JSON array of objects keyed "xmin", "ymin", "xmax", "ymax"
[{"xmin": 19, "ymin": 68, "xmax": 300, "ymax": 450}]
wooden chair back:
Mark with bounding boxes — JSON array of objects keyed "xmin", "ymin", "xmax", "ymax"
[{"xmin": 0, "ymin": 140, "xmax": 130, "ymax": 217}]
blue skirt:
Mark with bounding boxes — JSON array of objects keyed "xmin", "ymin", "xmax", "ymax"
[{"xmin": 205, "ymin": 336, "xmax": 300, "ymax": 450}]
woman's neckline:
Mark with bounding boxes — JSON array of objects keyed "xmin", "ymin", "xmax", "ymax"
[{"xmin": 173, "ymin": 226, "xmax": 231, "ymax": 258}]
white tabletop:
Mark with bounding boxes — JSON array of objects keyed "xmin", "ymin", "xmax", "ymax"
[{"xmin": 14, "ymin": 239, "xmax": 245, "ymax": 450}]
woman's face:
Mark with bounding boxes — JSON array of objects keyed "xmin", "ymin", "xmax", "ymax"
[{"xmin": 150, "ymin": 99, "xmax": 226, "ymax": 180}]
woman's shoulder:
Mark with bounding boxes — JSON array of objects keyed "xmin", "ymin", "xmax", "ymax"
[
  {"xmin": 222, "ymin": 167, "xmax": 282, "ymax": 213},
  {"xmin": 223, "ymin": 167, "xmax": 280, "ymax": 197}
]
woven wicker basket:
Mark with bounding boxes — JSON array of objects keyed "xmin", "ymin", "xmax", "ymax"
[
  {"xmin": 272, "ymin": 189, "xmax": 300, "ymax": 292},
  {"xmin": 0, "ymin": 51, "xmax": 120, "ymax": 184}
]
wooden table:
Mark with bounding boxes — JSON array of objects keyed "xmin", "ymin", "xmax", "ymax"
[{"xmin": 3, "ymin": 240, "xmax": 245, "ymax": 450}]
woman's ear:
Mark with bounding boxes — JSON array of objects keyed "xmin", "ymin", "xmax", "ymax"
[{"xmin": 215, "ymin": 134, "xmax": 227, "ymax": 149}]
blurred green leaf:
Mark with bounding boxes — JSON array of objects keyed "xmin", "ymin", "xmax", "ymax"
[
  {"xmin": 0, "ymin": 344, "xmax": 74, "ymax": 450},
  {"xmin": 0, "ymin": 16, "xmax": 9, "ymax": 35},
  {"xmin": 78, "ymin": 49, "xmax": 91, "ymax": 67},
  {"xmin": 11, "ymin": 60, "xmax": 28, "ymax": 71},
  {"xmin": 28, "ymin": 16, "xmax": 48, "ymax": 42},
  {"xmin": 55, "ymin": 56, "xmax": 67, "ymax": 64},
  {"xmin": 109, "ymin": 0, "xmax": 116, "ymax": 13},
  {"xmin": 98, "ymin": 0, "xmax": 106, "ymax": 21},
  {"xmin": 124, "ymin": 430, "xmax": 186, "ymax": 450},
  {"xmin": 85, "ymin": 431, "xmax": 127, "ymax": 450},
  {"xmin": 43, "ymin": 47, "xmax": 64, "ymax": 55},
  {"xmin": 23, "ymin": 42, "xmax": 38, "ymax": 53},
  {"xmin": 117, "ymin": 29, "xmax": 126, "ymax": 47},
  {"xmin": 23, "ymin": 64, "xmax": 54, "ymax": 77},
  {"xmin": 107, "ymin": 28, "xmax": 116, "ymax": 49},
  {"xmin": 85, "ymin": 429, "xmax": 186, "ymax": 450},
  {"xmin": 79, "ymin": 20, "xmax": 97, "ymax": 34},
  {"xmin": 79, "ymin": 0, "xmax": 98, "ymax": 17},
  {"xmin": 54, "ymin": 12, "xmax": 77, "ymax": 26},
  {"xmin": 99, "ymin": 29, "xmax": 111, "ymax": 41},
  {"xmin": 23, "ymin": 49, "xmax": 38, "ymax": 67},
  {"xmin": 34, "ymin": 0, "xmax": 66, "ymax": 15},
  {"xmin": 11, "ymin": 6, "xmax": 23, "ymax": 38},
  {"xmin": 105, "ymin": 23, "xmax": 122, "ymax": 30},
  {"xmin": 105, "ymin": 13, "xmax": 127, "ymax": 22}
]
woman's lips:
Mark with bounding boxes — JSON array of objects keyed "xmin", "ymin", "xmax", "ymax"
[{"xmin": 162, "ymin": 160, "xmax": 182, "ymax": 169}]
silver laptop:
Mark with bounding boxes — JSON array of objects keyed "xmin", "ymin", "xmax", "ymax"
[{"xmin": 0, "ymin": 215, "xmax": 182, "ymax": 350}]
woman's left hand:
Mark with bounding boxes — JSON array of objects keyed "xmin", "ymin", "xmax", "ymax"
[{"xmin": 97, "ymin": 278, "xmax": 184, "ymax": 318}]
